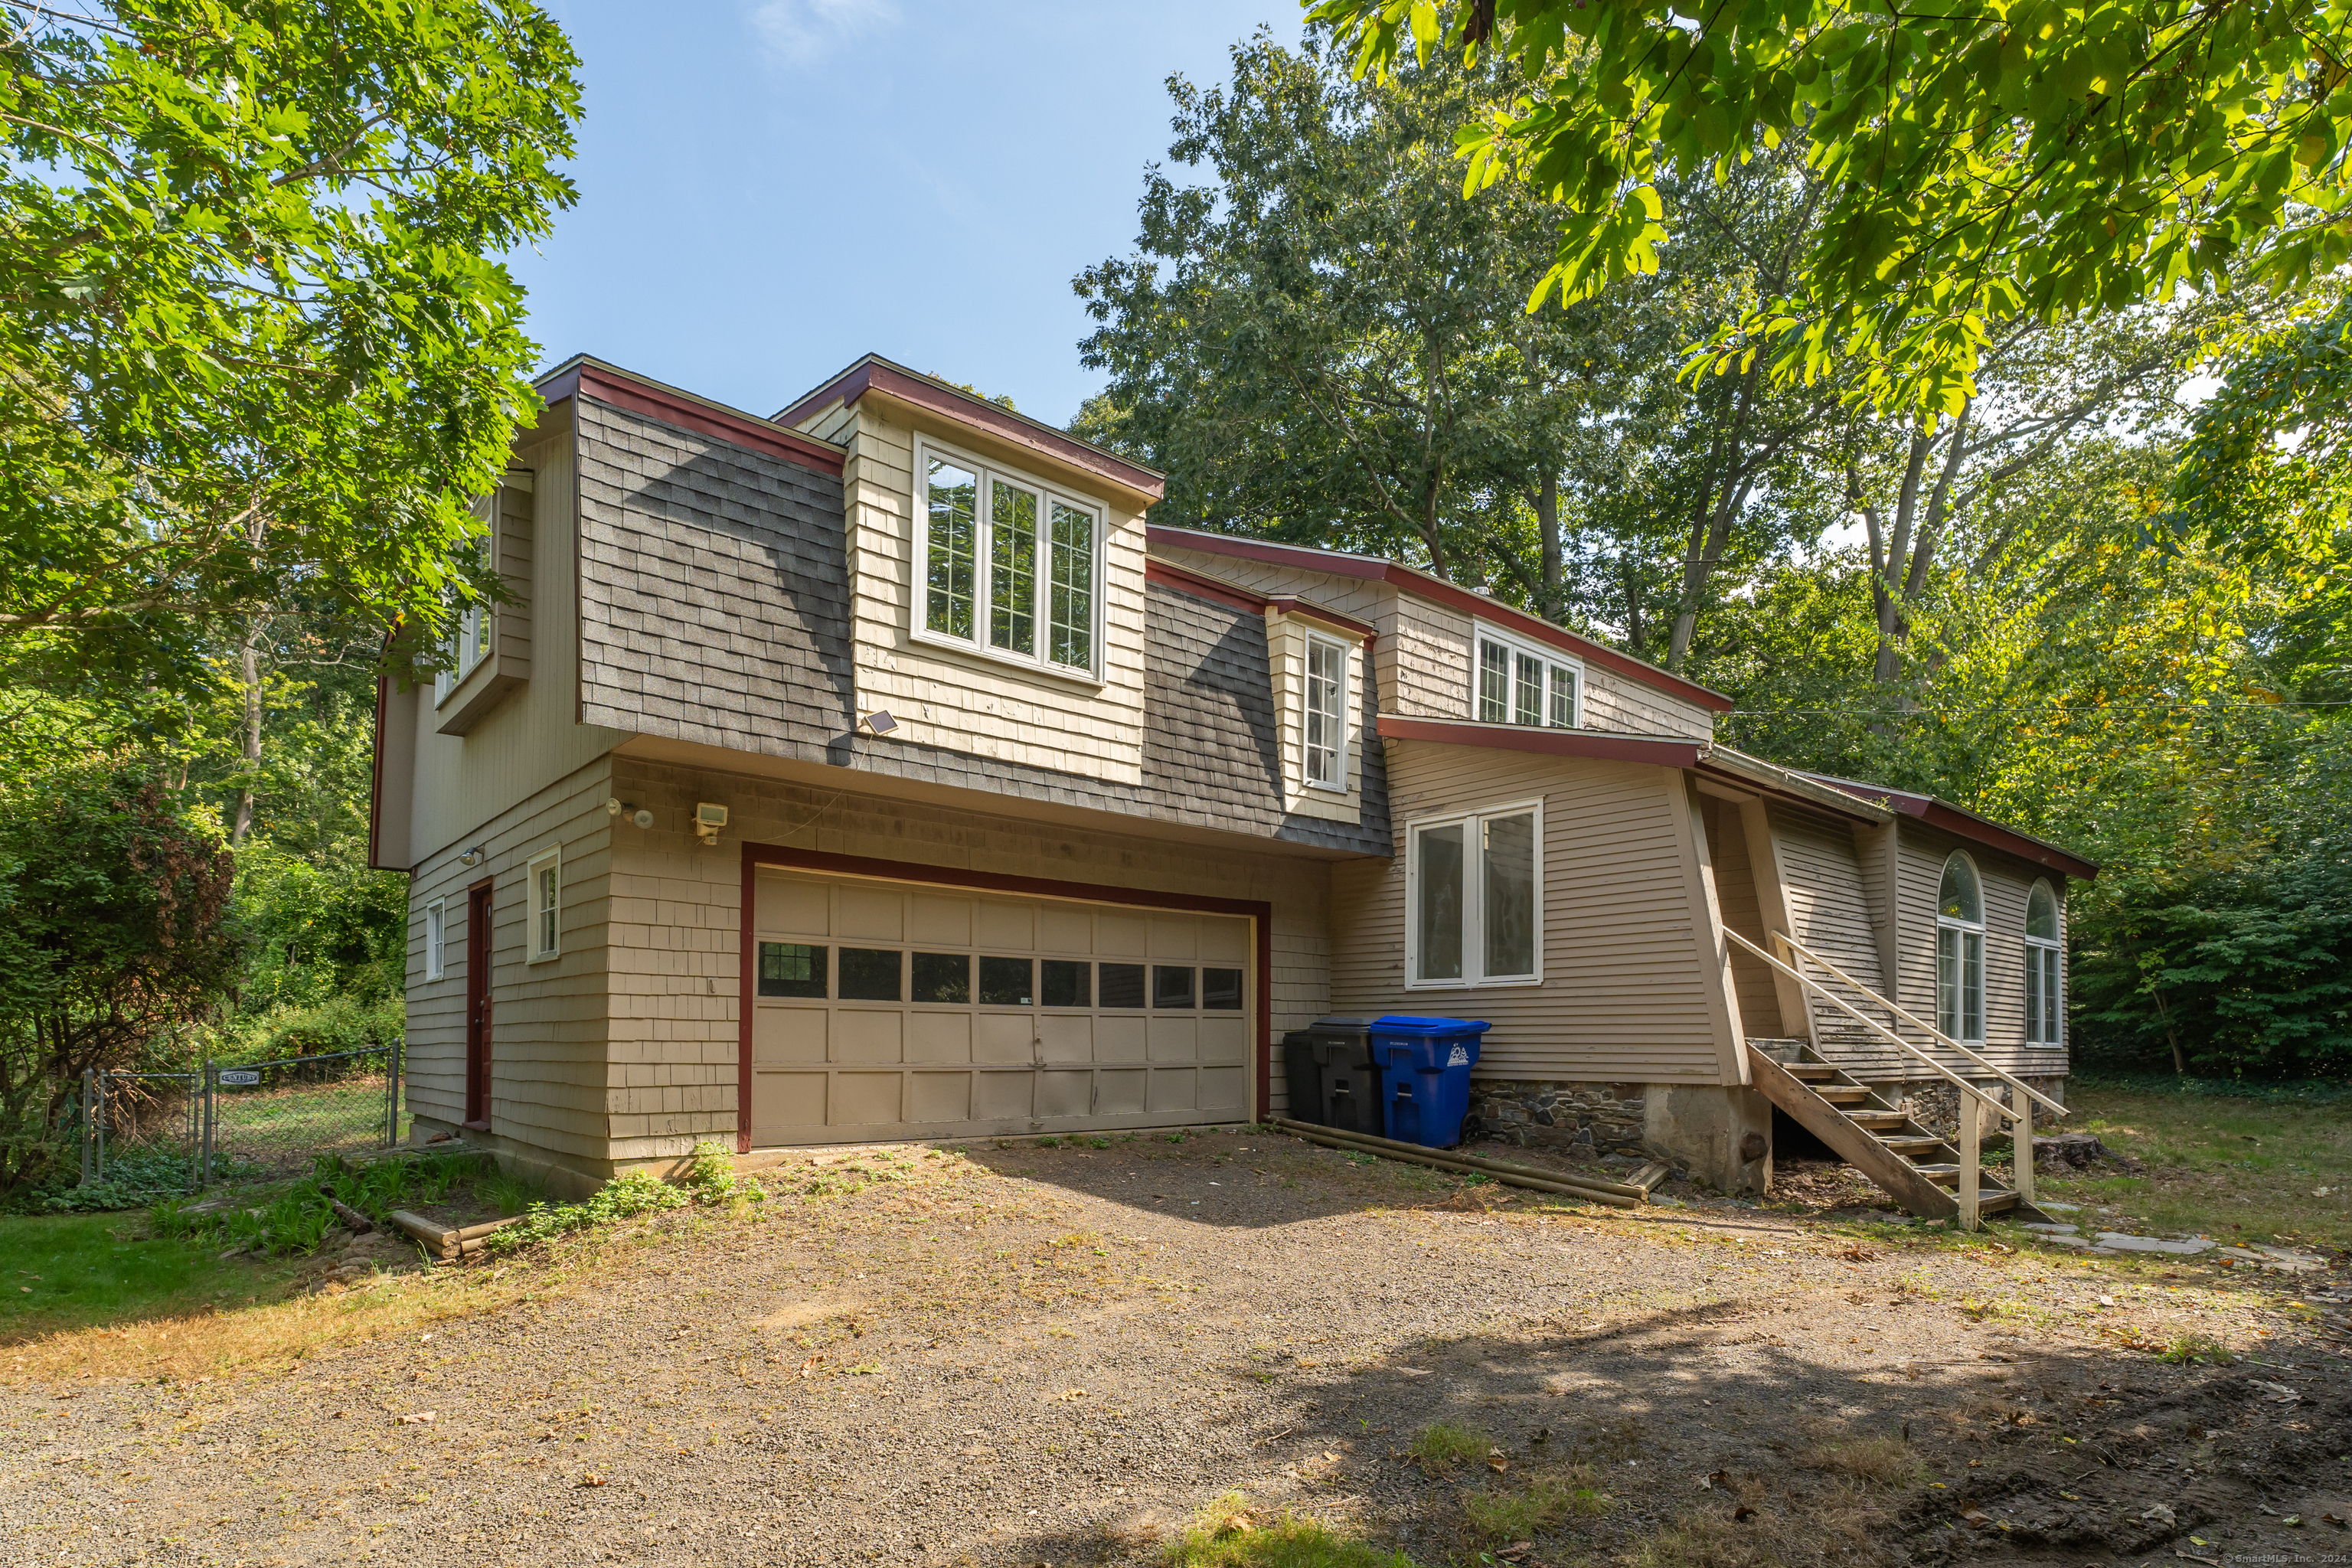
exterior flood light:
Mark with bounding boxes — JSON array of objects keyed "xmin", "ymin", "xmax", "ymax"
[
  {"xmin": 608, "ymin": 799, "xmax": 655, "ymax": 830},
  {"xmin": 862, "ymin": 710, "xmax": 898, "ymax": 733},
  {"xmin": 694, "ymin": 802, "xmax": 728, "ymax": 846},
  {"xmin": 632, "ymin": 808, "xmax": 655, "ymax": 830},
  {"xmin": 458, "ymin": 844, "xmax": 486, "ymax": 868}
]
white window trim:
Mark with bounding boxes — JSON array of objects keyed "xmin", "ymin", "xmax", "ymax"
[
  {"xmin": 909, "ymin": 437, "xmax": 1108, "ymax": 685},
  {"xmin": 1936, "ymin": 851, "xmax": 1987, "ymax": 1044},
  {"xmin": 1404, "ymin": 798, "xmax": 1545, "ymax": 990},
  {"xmin": 527, "ymin": 847, "xmax": 560, "ymax": 963},
  {"xmin": 424, "ymin": 898, "xmax": 446, "ymax": 982},
  {"xmin": 1302, "ymin": 631, "xmax": 1351, "ymax": 792},
  {"xmin": 1470, "ymin": 619, "xmax": 1583, "ymax": 729},
  {"xmin": 2024, "ymin": 879, "xmax": 2063, "ymax": 1047}
]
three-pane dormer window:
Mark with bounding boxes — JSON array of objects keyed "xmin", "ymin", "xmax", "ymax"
[
  {"xmin": 1305, "ymin": 635, "xmax": 1345, "ymax": 789},
  {"xmin": 1473, "ymin": 622, "xmax": 1582, "ymax": 729},
  {"xmin": 920, "ymin": 443, "xmax": 1102, "ymax": 678}
]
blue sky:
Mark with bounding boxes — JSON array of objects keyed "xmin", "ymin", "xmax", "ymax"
[{"xmin": 511, "ymin": 1, "xmax": 1304, "ymax": 428}]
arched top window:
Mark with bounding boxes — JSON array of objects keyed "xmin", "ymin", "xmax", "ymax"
[
  {"xmin": 2026, "ymin": 880, "xmax": 2059, "ymax": 942},
  {"xmin": 1939, "ymin": 854, "xmax": 1984, "ymax": 926},
  {"xmin": 1936, "ymin": 853, "xmax": 1985, "ymax": 1043}
]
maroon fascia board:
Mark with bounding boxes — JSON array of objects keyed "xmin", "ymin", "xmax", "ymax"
[
  {"xmin": 538, "ymin": 359, "xmax": 845, "ymax": 477},
  {"xmin": 1805, "ymin": 774, "xmax": 2100, "ymax": 880},
  {"xmin": 1149, "ymin": 527, "xmax": 1735, "ymax": 715},
  {"xmin": 737, "ymin": 843, "xmax": 1277, "ymax": 1152},
  {"xmin": 1377, "ymin": 715, "xmax": 1706, "ymax": 767},
  {"xmin": 773, "ymin": 356, "xmax": 1167, "ymax": 501}
]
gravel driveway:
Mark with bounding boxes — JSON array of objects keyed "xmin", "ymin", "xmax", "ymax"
[{"xmin": 5, "ymin": 1132, "xmax": 2346, "ymax": 1567}]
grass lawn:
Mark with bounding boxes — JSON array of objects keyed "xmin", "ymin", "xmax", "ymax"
[
  {"xmin": 0, "ymin": 1211, "xmax": 309, "ymax": 1344},
  {"xmin": 2038, "ymin": 1074, "xmax": 2352, "ymax": 1252}
]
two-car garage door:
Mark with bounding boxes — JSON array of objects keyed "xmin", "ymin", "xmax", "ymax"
[{"xmin": 746, "ymin": 870, "xmax": 1256, "ymax": 1146}]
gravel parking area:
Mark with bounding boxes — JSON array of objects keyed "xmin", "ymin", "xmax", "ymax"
[{"xmin": 5, "ymin": 1130, "xmax": 2347, "ymax": 1567}]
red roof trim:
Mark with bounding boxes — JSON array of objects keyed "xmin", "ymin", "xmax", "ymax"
[
  {"xmin": 1806, "ymin": 775, "xmax": 2099, "ymax": 880},
  {"xmin": 1149, "ymin": 527, "xmax": 1733, "ymax": 714},
  {"xmin": 774, "ymin": 357, "xmax": 1166, "ymax": 501},
  {"xmin": 1267, "ymin": 596, "xmax": 1377, "ymax": 642},
  {"xmin": 541, "ymin": 361, "xmax": 845, "ymax": 477},
  {"xmin": 1377, "ymin": 715, "xmax": 1705, "ymax": 767}
]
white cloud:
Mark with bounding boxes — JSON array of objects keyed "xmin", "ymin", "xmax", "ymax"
[{"xmin": 748, "ymin": 0, "xmax": 900, "ymax": 67}]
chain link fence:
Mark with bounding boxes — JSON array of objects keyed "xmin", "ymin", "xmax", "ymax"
[{"xmin": 83, "ymin": 1042, "xmax": 404, "ymax": 1191}]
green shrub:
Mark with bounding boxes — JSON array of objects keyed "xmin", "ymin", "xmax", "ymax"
[
  {"xmin": 484, "ymin": 1139, "xmax": 748, "ymax": 1256},
  {"xmin": 152, "ymin": 1149, "xmax": 488, "ymax": 1256}
]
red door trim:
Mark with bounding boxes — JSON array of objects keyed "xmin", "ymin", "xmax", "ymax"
[
  {"xmin": 737, "ymin": 842, "xmax": 1277, "ymax": 1152},
  {"xmin": 463, "ymin": 877, "xmax": 494, "ymax": 1131}
]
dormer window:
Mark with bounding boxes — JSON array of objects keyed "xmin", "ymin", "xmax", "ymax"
[
  {"xmin": 1473, "ymin": 621, "xmax": 1582, "ymax": 728},
  {"xmin": 1305, "ymin": 635, "xmax": 1345, "ymax": 789},
  {"xmin": 918, "ymin": 441, "xmax": 1101, "ymax": 678}
]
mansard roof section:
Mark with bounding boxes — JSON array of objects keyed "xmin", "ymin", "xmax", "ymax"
[
  {"xmin": 536, "ymin": 354, "xmax": 845, "ymax": 476},
  {"xmin": 1148, "ymin": 525, "xmax": 1734, "ymax": 715},
  {"xmin": 772, "ymin": 354, "xmax": 1165, "ymax": 506}
]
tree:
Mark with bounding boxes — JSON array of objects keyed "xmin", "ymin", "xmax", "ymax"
[
  {"xmin": 0, "ymin": 0, "xmax": 583, "ymax": 700},
  {"xmin": 0, "ymin": 767, "xmax": 240, "ymax": 1191},
  {"xmin": 1311, "ymin": 0, "xmax": 2352, "ymax": 417}
]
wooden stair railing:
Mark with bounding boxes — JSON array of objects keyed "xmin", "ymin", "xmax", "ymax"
[{"xmin": 1726, "ymin": 930, "xmax": 2065, "ymax": 1230}]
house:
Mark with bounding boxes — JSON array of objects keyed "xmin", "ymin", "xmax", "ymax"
[{"xmin": 369, "ymin": 353, "xmax": 2095, "ymax": 1207}]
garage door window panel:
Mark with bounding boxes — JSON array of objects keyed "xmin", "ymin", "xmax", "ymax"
[
  {"xmin": 760, "ymin": 942, "xmax": 828, "ymax": 998},
  {"xmin": 840, "ymin": 948, "xmax": 903, "ymax": 1002},
  {"xmin": 1100, "ymin": 963, "xmax": 1147, "ymax": 1008},
  {"xmin": 980, "ymin": 956, "xmax": 1034, "ymax": 1007},
  {"xmin": 1152, "ymin": 965, "xmax": 1195, "ymax": 1009},
  {"xmin": 1202, "ymin": 967, "xmax": 1243, "ymax": 1010},
  {"xmin": 1042, "ymin": 959, "xmax": 1090, "ymax": 1008},
  {"xmin": 912, "ymin": 952, "xmax": 969, "ymax": 1004}
]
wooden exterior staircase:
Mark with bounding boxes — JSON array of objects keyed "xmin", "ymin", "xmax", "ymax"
[{"xmin": 1724, "ymin": 929, "xmax": 2067, "ymax": 1229}]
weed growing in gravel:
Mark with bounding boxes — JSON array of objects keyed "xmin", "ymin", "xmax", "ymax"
[
  {"xmin": 1408, "ymin": 1420, "xmax": 1494, "ymax": 1472},
  {"xmin": 1461, "ymin": 1467, "xmax": 1612, "ymax": 1540},
  {"xmin": 2156, "ymin": 1328, "xmax": 2236, "ymax": 1365},
  {"xmin": 487, "ymin": 1141, "xmax": 750, "ymax": 1255},
  {"xmin": 1165, "ymin": 1493, "xmax": 1411, "ymax": 1568},
  {"xmin": 1801, "ymin": 1435, "xmax": 1922, "ymax": 1487}
]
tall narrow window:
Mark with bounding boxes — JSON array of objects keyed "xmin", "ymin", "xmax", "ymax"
[
  {"xmin": 1478, "ymin": 640, "xmax": 1511, "ymax": 723},
  {"xmin": 424, "ymin": 899, "xmax": 446, "ymax": 982},
  {"xmin": 988, "ymin": 479, "xmax": 1037, "ymax": 654},
  {"xmin": 925, "ymin": 459, "xmax": 978, "ymax": 639},
  {"xmin": 1411, "ymin": 804, "xmax": 1541, "ymax": 986},
  {"xmin": 1936, "ymin": 853, "xmax": 1984, "ymax": 1043},
  {"xmin": 1473, "ymin": 626, "xmax": 1583, "ymax": 730},
  {"xmin": 528, "ymin": 848, "xmax": 560, "ymax": 962},
  {"xmin": 434, "ymin": 532, "xmax": 494, "ymax": 704},
  {"xmin": 1305, "ymin": 635, "xmax": 1344, "ymax": 788},
  {"xmin": 1048, "ymin": 501, "xmax": 1093, "ymax": 669},
  {"xmin": 2025, "ymin": 880, "xmax": 2063, "ymax": 1046}
]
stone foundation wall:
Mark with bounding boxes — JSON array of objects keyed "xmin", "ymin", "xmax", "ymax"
[{"xmin": 1467, "ymin": 1080, "xmax": 1649, "ymax": 1152}]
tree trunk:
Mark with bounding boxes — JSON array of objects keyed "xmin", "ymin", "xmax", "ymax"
[
  {"xmin": 1538, "ymin": 469, "xmax": 1563, "ymax": 623},
  {"xmin": 1665, "ymin": 370, "xmax": 1757, "ymax": 671},
  {"xmin": 231, "ymin": 620, "xmax": 261, "ymax": 846}
]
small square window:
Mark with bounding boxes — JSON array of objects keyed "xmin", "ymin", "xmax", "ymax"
[
  {"xmin": 1201, "ymin": 967, "xmax": 1243, "ymax": 1011},
  {"xmin": 1099, "ymin": 963, "xmax": 1146, "ymax": 1009},
  {"xmin": 838, "ymin": 948, "xmax": 902, "ymax": 1002},
  {"xmin": 912, "ymin": 952, "xmax": 969, "ymax": 1004},
  {"xmin": 979, "ymin": 956, "xmax": 1034, "ymax": 1007},
  {"xmin": 759, "ymin": 942, "xmax": 828, "ymax": 998},
  {"xmin": 1152, "ymin": 965, "xmax": 1195, "ymax": 1010},
  {"xmin": 1041, "ymin": 959, "xmax": 1090, "ymax": 1008}
]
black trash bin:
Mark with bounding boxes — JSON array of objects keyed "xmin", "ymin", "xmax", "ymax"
[{"xmin": 1282, "ymin": 1017, "xmax": 1383, "ymax": 1138}]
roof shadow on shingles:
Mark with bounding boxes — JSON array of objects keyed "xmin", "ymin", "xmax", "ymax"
[{"xmin": 574, "ymin": 395, "xmax": 855, "ymax": 757}]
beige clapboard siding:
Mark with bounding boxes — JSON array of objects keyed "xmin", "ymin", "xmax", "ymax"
[
  {"xmin": 404, "ymin": 760, "xmax": 616, "ymax": 1158},
  {"xmin": 1330, "ymin": 741, "xmax": 1734, "ymax": 1085},
  {"xmin": 1895, "ymin": 824, "xmax": 2072, "ymax": 1076},
  {"xmin": 603, "ymin": 758, "xmax": 1335, "ymax": 1160},
  {"xmin": 400, "ymin": 430, "xmax": 628, "ymax": 868},
  {"xmin": 842, "ymin": 403, "xmax": 1149, "ymax": 781},
  {"xmin": 1767, "ymin": 802, "xmax": 1916, "ymax": 1075},
  {"xmin": 1583, "ymin": 667, "xmax": 1714, "ymax": 740},
  {"xmin": 1700, "ymin": 796, "xmax": 1787, "ymax": 1037}
]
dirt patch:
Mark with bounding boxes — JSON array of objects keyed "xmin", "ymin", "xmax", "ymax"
[{"xmin": 2, "ymin": 1131, "xmax": 2344, "ymax": 1568}]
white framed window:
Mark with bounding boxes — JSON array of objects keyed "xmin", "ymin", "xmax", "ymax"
[
  {"xmin": 1304, "ymin": 633, "xmax": 1348, "ymax": 789},
  {"xmin": 433, "ymin": 528, "xmax": 495, "ymax": 706},
  {"xmin": 527, "ymin": 848, "xmax": 560, "ymax": 962},
  {"xmin": 424, "ymin": 898, "xmax": 446, "ymax": 982},
  {"xmin": 914, "ymin": 439, "xmax": 1103, "ymax": 679},
  {"xmin": 1936, "ymin": 852, "xmax": 1985, "ymax": 1044},
  {"xmin": 1472, "ymin": 621, "xmax": 1582, "ymax": 729},
  {"xmin": 1406, "ymin": 800, "xmax": 1542, "ymax": 988},
  {"xmin": 2025, "ymin": 879, "xmax": 2063, "ymax": 1046}
]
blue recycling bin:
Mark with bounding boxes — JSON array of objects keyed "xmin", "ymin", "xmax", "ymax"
[{"xmin": 1370, "ymin": 1015, "xmax": 1490, "ymax": 1148}]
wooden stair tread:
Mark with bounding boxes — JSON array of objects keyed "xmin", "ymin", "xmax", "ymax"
[
  {"xmin": 1846, "ymin": 1112, "xmax": 1908, "ymax": 1129},
  {"xmin": 1785, "ymin": 1064, "xmax": 1842, "ymax": 1080}
]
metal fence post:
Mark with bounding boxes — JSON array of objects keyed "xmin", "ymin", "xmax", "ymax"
[
  {"xmin": 200, "ymin": 1059, "xmax": 214, "ymax": 1188},
  {"xmin": 80, "ymin": 1070, "xmax": 94, "ymax": 1185},
  {"xmin": 386, "ymin": 1038, "xmax": 401, "ymax": 1148}
]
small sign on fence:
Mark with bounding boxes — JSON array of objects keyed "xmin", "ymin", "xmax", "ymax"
[{"xmin": 216, "ymin": 1070, "xmax": 261, "ymax": 1086}]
